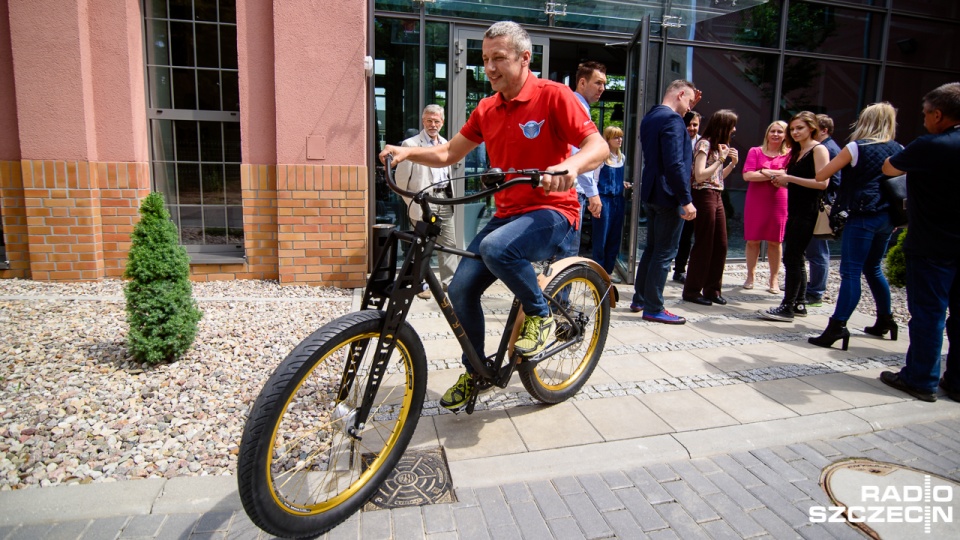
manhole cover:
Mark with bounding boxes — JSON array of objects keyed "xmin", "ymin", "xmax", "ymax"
[
  {"xmin": 363, "ymin": 446, "xmax": 456, "ymax": 510},
  {"xmin": 819, "ymin": 458, "xmax": 960, "ymax": 539}
]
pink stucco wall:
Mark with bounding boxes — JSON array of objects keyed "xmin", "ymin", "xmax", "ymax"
[
  {"xmin": 271, "ymin": 1, "xmax": 366, "ymax": 165},
  {"xmin": 89, "ymin": 0, "xmax": 148, "ymax": 162},
  {"xmin": 237, "ymin": 0, "xmax": 277, "ymax": 165},
  {"xmin": 0, "ymin": 0, "xmax": 20, "ymax": 160},
  {"xmin": 7, "ymin": 0, "xmax": 146, "ymax": 163},
  {"xmin": 8, "ymin": 0, "xmax": 96, "ymax": 160}
]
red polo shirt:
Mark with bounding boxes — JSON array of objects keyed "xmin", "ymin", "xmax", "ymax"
[{"xmin": 460, "ymin": 73, "xmax": 596, "ymax": 226}]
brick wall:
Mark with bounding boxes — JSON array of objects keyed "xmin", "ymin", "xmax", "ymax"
[
  {"xmin": 0, "ymin": 161, "xmax": 30, "ymax": 279},
  {"xmin": 276, "ymin": 164, "xmax": 367, "ymax": 288},
  {"xmin": 98, "ymin": 162, "xmax": 151, "ymax": 277},
  {"xmin": 0, "ymin": 161, "xmax": 368, "ymax": 287},
  {"xmin": 22, "ymin": 160, "xmax": 104, "ymax": 281}
]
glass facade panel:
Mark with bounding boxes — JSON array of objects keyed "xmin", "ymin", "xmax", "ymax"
[
  {"xmin": 894, "ymin": 0, "xmax": 959, "ymax": 18},
  {"xmin": 694, "ymin": 0, "xmax": 782, "ymax": 46},
  {"xmin": 425, "ymin": 21, "xmax": 449, "ymax": 127},
  {"xmin": 177, "ymin": 162, "xmax": 201, "ymax": 205},
  {"xmin": 171, "ymin": 68, "xmax": 196, "ymax": 109},
  {"xmin": 786, "ymin": 1, "xmax": 884, "ymax": 59},
  {"xmin": 781, "ymin": 57, "xmax": 879, "ymax": 141},
  {"xmin": 201, "ymin": 163, "xmax": 225, "ymax": 204},
  {"xmin": 195, "ymin": 0, "xmax": 217, "ymax": 22},
  {"xmin": 170, "ymin": 21, "xmax": 194, "ymax": 66},
  {"xmin": 197, "ymin": 69, "xmax": 221, "ymax": 110},
  {"xmin": 887, "ymin": 15, "xmax": 960, "ymax": 70},
  {"xmin": 169, "ymin": 0, "xmax": 192, "ymax": 20},
  {"xmin": 195, "ymin": 23, "xmax": 219, "ymax": 68},
  {"xmin": 373, "ymin": 17, "xmax": 421, "ymax": 233},
  {"xmin": 145, "ymin": 0, "xmax": 242, "ymax": 255},
  {"xmin": 882, "ymin": 66, "xmax": 958, "ymax": 144}
]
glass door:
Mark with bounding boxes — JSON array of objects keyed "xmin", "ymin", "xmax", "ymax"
[
  {"xmin": 622, "ymin": 16, "xmax": 651, "ymax": 285},
  {"xmin": 450, "ymin": 27, "xmax": 548, "ymax": 249}
]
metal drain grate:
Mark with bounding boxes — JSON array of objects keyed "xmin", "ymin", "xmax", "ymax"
[{"xmin": 364, "ymin": 446, "xmax": 456, "ymax": 510}]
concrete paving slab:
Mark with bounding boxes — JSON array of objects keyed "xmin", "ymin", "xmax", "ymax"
[
  {"xmin": 734, "ymin": 342, "xmax": 815, "ymax": 367},
  {"xmin": 636, "ymin": 390, "xmax": 739, "ymax": 432},
  {"xmin": 508, "ymin": 402, "xmax": 603, "ymax": 452},
  {"xmin": 594, "ymin": 354, "xmax": 671, "ymax": 385},
  {"xmin": 605, "ymin": 324, "xmax": 662, "ymax": 348},
  {"xmin": 0, "ymin": 478, "xmax": 164, "ymax": 526},
  {"xmin": 435, "ymin": 408, "xmax": 527, "ymax": 461},
  {"xmin": 573, "ymin": 395, "xmax": 674, "ymax": 440},
  {"xmin": 799, "ymin": 373, "xmax": 906, "ymax": 408},
  {"xmin": 448, "ymin": 435, "xmax": 688, "ymax": 488},
  {"xmin": 407, "ymin": 415, "xmax": 442, "ymax": 451},
  {"xmin": 693, "ymin": 384, "xmax": 798, "ymax": 424},
  {"xmin": 672, "ymin": 410, "xmax": 872, "ymax": 457},
  {"xmin": 152, "ymin": 476, "xmax": 242, "ymax": 514},
  {"xmin": 750, "ymin": 377, "xmax": 853, "ymax": 415},
  {"xmin": 644, "ymin": 350, "xmax": 724, "ymax": 378},
  {"xmin": 850, "ymin": 399, "xmax": 960, "ymax": 431},
  {"xmin": 689, "ymin": 346, "xmax": 771, "ymax": 371}
]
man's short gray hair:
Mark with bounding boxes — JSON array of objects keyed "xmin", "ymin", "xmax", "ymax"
[
  {"xmin": 484, "ymin": 21, "xmax": 531, "ymax": 57},
  {"xmin": 423, "ymin": 104, "xmax": 444, "ymax": 119}
]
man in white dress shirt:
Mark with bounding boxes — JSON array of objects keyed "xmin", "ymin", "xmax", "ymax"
[{"xmin": 395, "ymin": 105, "xmax": 457, "ymax": 298}]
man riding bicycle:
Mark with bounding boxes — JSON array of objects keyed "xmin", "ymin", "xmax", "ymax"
[{"xmin": 379, "ymin": 21, "xmax": 608, "ymax": 411}]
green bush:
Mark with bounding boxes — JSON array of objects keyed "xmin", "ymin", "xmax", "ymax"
[
  {"xmin": 124, "ymin": 192, "xmax": 202, "ymax": 364},
  {"xmin": 885, "ymin": 228, "xmax": 907, "ymax": 288}
]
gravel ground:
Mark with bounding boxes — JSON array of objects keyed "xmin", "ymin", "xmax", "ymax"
[
  {"xmin": 0, "ymin": 263, "xmax": 908, "ymax": 492},
  {"xmin": 0, "ymin": 279, "xmax": 351, "ymax": 491}
]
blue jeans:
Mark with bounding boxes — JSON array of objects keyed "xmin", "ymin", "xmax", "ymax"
[
  {"xmin": 804, "ymin": 238, "xmax": 829, "ymax": 298},
  {"xmin": 832, "ymin": 213, "xmax": 893, "ymax": 322},
  {"xmin": 448, "ymin": 209, "xmax": 575, "ymax": 372},
  {"xmin": 591, "ymin": 193, "xmax": 625, "ymax": 274},
  {"xmin": 563, "ymin": 192, "xmax": 590, "ymax": 258},
  {"xmin": 633, "ymin": 202, "xmax": 684, "ymax": 313},
  {"xmin": 897, "ymin": 252, "xmax": 960, "ymax": 393}
]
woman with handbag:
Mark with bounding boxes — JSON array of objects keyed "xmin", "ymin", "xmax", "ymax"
[
  {"xmin": 758, "ymin": 111, "xmax": 830, "ymax": 322},
  {"xmin": 807, "ymin": 102, "xmax": 903, "ymax": 349},
  {"xmin": 682, "ymin": 109, "xmax": 739, "ymax": 306}
]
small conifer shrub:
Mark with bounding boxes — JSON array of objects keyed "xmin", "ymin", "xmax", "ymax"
[
  {"xmin": 124, "ymin": 192, "xmax": 202, "ymax": 364},
  {"xmin": 885, "ymin": 228, "xmax": 907, "ymax": 288}
]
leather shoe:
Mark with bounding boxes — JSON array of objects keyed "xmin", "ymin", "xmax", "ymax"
[
  {"xmin": 682, "ymin": 295, "xmax": 712, "ymax": 306},
  {"xmin": 940, "ymin": 379, "xmax": 960, "ymax": 402},
  {"xmin": 705, "ymin": 295, "xmax": 727, "ymax": 305},
  {"xmin": 672, "ymin": 272, "xmax": 686, "ymax": 284},
  {"xmin": 880, "ymin": 371, "xmax": 936, "ymax": 402}
]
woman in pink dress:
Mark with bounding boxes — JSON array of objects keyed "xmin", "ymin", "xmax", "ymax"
[{"xmin": 742, "ymin": 121, "xmax": 791, "ymax": 293}]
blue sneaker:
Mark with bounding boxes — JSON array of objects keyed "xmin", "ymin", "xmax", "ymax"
[
  {"xmin": 642, "ymin": 309, "xmax": 686, "ymax": 325},
  {"xmin": 629, "ymin": 302, "xmax": 643, "ymax": 313}
]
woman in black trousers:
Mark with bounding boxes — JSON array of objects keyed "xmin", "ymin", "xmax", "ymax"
[{"xmin": 758, "ymin": 111, "xmax": 830, "ymax": 322}]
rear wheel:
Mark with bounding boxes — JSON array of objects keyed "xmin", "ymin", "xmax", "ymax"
[
  {"xmin": 237, "ymin": 310, "xmax": 426, "ymax": 538},
  {"xmin": 519, "ymin": 265, "xmax": 610, "ymax": 403}
]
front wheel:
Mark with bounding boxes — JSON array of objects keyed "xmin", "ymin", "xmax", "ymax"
[
  {"xmin": 237, "ymin": 310, "xmax": 427, "ymax": 538},
  {"xmin": 519, "ymin": 265, "xmax": 610, "ymax": 403}
]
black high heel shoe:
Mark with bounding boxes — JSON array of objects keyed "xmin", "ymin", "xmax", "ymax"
[
  {"xmin": 809, "ymin": 317, "xmax": 850, "ymax": 350},
  {"xmin": 864, "ymin": 314, "xmax": 898, "ymax": 341}
]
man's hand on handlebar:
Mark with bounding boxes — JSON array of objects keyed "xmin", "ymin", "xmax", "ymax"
[
  {"xmin": 542, "ymin": 166, "xmax": 576, "ymax": 194},
  {"xmin": 379, "ymin": 145, "xmax": 408, "ymax": 165}
]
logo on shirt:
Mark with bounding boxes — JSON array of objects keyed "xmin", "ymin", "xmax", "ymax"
[{"xmin": 519, "ymin": 120, "xmax": 545, "ymax": 139}]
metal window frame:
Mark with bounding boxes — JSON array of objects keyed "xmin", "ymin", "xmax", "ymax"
[{"xmin": 142, "ymin": 0, "xmax": 243, "ymax": 261}]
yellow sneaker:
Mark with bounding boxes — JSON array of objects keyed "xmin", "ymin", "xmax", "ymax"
[
  {"xmin": 514, "ymin": 315, "xmax": 555, "ymax": 357},
  {"xmin": 440, "ymin": 372, "xmax": 474, "ymax": 410}
]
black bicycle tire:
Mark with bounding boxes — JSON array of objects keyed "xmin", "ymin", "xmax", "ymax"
[
  {"xmin": 237, "ymin": 310, "xmax": 426, "ymax": 538},
  {"xmin": 519, "ymin": 265, "xmax": 609, "ymax": 403}
]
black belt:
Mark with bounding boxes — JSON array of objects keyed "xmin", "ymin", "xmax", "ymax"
[{"xmin": 432, "ymin": 185, "xmax": 453, "ymax": 197}]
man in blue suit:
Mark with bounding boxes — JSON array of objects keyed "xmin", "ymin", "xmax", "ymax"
[{"xmin": 631, "ymin": 80, "xmax": 701, "ymax": 324}]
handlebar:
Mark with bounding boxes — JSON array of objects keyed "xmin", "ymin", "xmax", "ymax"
[{"xmin": 382, "ymin": 154, "xmax": 568, "ymax": 209}]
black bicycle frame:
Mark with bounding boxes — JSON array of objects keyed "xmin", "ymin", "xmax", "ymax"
[{"xmin": 345, "ymin": 158, "xmax": 574, "ymax": 429}]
